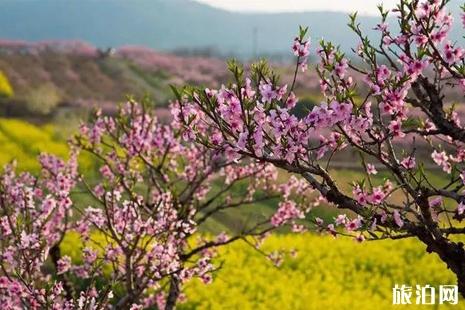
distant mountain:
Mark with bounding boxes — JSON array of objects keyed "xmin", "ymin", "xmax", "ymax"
[{"xmin": 0, "ymin": 0, "xmax": 462, "ymax": 58}]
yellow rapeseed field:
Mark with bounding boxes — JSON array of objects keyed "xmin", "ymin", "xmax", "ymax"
[
  {"xmin": 181, "ymin": 234, "xmax": 459, "ymax": 310},
  {"xmin": 0, "ymin": 118, "xmax": 92, "ymax": 171}
]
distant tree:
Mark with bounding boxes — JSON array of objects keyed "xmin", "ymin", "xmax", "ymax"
[
  {"xmin": 179, "ymin": 0, "xmax": 465, "ymax": 297},
  {"xmin": 24, "ymin": 83, "xmax": 61, "ymax": 115}
]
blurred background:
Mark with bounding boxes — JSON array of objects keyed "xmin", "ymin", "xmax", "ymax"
[{"xmin": 0, "ymin": 1, "xmax": 462, "ymax": 308}]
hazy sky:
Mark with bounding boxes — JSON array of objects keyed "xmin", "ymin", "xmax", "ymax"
[{"xmin": 194, "ymin": 0, "xmax": 399, "ymax": 15}]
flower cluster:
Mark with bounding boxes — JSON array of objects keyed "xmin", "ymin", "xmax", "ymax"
[
  {"xmin": 292, "ymin": 27, "xmax": 311, "ymax": 72},
  {"xmin": 0, "ymin": 153, "xmax": 79, "ymax": 309},
  {"xmin": 0, "ymin": 98, "xmax": 312, "ymax": 309},
  {"xmin": 179, "ymin": 1, "xmax": 465, "ymax": 291}
]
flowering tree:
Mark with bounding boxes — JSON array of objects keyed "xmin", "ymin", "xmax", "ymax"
[
  {"xmin": 0, "ymin": 153, "xmax": 79, "ymax": 309},
  {"xmin": 0, "ymin": 100, "xmax": 313, "ymax": 309},
  {"xmin": 178, "ymin": 0, "xmax": 465, "ymax": 296}
]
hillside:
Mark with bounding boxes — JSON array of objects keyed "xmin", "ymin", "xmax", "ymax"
[
  {"xmin": 0, "ymin": 40, "xmax": 326, "ymax": 118},
  {"xmin": 0, "ymin": 0, "xmax": 420, "ymax": 58},
  {"xmin": 0, "ymin": 42, "xmax": 232, "ymax": 116}
]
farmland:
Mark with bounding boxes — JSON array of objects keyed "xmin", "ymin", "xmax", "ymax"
[
  {"xmin": 181, "ymin": 234, "xmax": 457, "ymax": 310},
  {"xmin": 0, "ymin": 118, "xmax": 68, "ymax": 170}
]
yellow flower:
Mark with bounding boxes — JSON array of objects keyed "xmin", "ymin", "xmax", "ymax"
[{"xmin": 0, "ymin": 71, "xmax": 13, "ymax": 98}]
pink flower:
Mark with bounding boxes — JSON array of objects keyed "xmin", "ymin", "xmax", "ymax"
[
  {"xmin": 393, "ymin": 210, "xmax": 404, "ymax": 228},
  {"xmin": 201, "ymin": 273, "xmax": 213, "ymax": 284},
  {"xmin": 401, "ymin": 156, "xmax": 416, "ymax": 170},
  {"xmin": 388, "ymin": 119, "xmax": 405, "ymax": 137},
  {"xmin": 292, "ymin": 37, "xmax": 310, "ymax": 71},
  {"xmin": 100, "ymin": 165, "xmax": 114, "ymax": 180},
  {"xmin": 432, "ymin": 150, "xmax": 447, "ymax": 165},
  {"xmin": 443, "ymin": 42, "xmax": 463, "ymax": 65},
  {"xmin": 366, "ymin": 164, "xmax": 378, "ymax": 175},
  {"xmin": 368, "ymin": 186, "xmax": 386, "ymax": 205},
  {"xmin": 215, "ymin": 232, "xmax": 229, "ymax": 243},
  {"xmin": 327, "ymin": 224, "xmax": 337, "ymax": 236},
  {"xmin": 19, "ymin": 231, "xmax": 39, "ymax": 249},
  {"xmin": 431, "ymin": 150, "xmax": 451, "ymax": 173},
  {"xmin": 259, "ymin": 83, "xmax": 277, "ymax": 103},
  {"xmin": 375, "ymin": 22, "xmax": 388, "ymax": 32},
  {"xmin": 236, "ymin": 130, "xmax": 249, "ymax": 151},
  {"xmin": 334, "ymin": 214, "xmax": 347, "ymax": 226},
  {"xmin": 252, "ymin": 127, "xmax": 264, "ymax": 156},
  {"xmin": 83, "ymin": 248, "xmax": 98, "ymax": 265},
  {"xmin": 292, "ymin": 38, "xmax": 310, "ymax": 57},
  {"xmin": 57, "ymin": 256, "xmax": 72, "ymax": 274},
  {"xmin": 330, "ymin": 101, "xmax": 353, "ymax": 122},
  {"xmin": 352, "ymin": 185, "xmax": 368, "ymax": 205},
  {"xmin": 345, "ymin": 217, "xmax": 362, "ymax": 231},
  {"xmin": 406, "ymin": 59, "xmax": 429, "ymax": 79},
  {"xmin": 335, "ymin": 59, "xmax": 349, "ymax": 78},
  {"xmin": 271, "ymin": 201, "xmax": 305, "ymax": 227},
  {"xmin": 457, "ymin": 202, "xmax": 465, "ymax": 215},
  {"xmin": 429, "ymin": 197, "xmax": 443, "ymax": 208},
  {"xmin": 241, "ymin": 78, "xmax": 256, "ymax": 98},
  {"xmin": 0, "ymin": 216, "xmax": 12, "ymax": 236},
  {"xmin": 383, "ymin": 36, "xmax": 392, "ymax": 46},
  {"xmin": 286, "ymin": 92, "xmax": 298, "ymax": 109}
]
